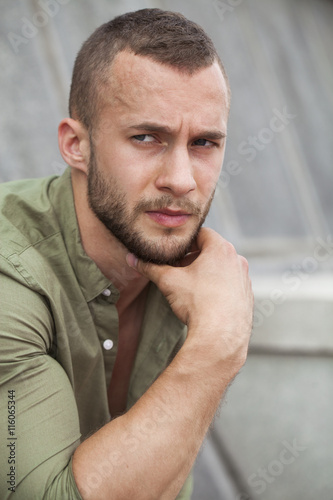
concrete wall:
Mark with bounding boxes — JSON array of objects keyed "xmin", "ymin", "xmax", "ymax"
[{"xmin": 1, "ymin": 1, "xmax": 332, "ymax": 498}]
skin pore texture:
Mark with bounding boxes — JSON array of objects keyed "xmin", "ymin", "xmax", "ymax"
[{"xmin": 58, "ymin": 49, "xmax": 253, "ymax": 500}]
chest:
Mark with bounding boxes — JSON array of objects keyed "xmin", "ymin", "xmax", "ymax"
[{"xmin": 107, "ymin": 297, "xmax": 146, "ymax": 417}]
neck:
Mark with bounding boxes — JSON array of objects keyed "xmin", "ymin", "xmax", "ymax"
[{"xmin": 71, "ymin": 168, "xmax": 149, "ymax": 313}]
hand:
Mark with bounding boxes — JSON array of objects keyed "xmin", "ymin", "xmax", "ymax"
[{"xmin": 127, "ymin": 228, "xmax": 254, "ymax": 370}]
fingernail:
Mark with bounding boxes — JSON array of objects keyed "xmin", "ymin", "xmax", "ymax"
[{"xmin": 126, "ymin": 253, "xmax": 138, "ymax": 268}]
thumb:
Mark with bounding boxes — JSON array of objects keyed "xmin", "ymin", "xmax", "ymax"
[{"xmin": 126, "ymin": 253, "xmax": 168, "ymax": 285}]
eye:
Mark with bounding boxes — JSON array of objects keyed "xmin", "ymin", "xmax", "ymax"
[
  {"xmin": 132, "ymin": 134, "xmax": 156, "ymax": 143},
  {"xmin": 193, "ymin": 138, "xmax": 216, "ymax": 147}
]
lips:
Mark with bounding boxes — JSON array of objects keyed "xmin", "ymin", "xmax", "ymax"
[
  {"xmin": 146, "ymin": 207, "xmax": 192, "ymax": 228},
  {"xmin": 155, "ymin": 208, "xmax": 189, "ymax": 216}
]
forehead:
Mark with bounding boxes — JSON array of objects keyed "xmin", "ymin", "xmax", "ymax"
[{"xmin": 98, "ymin": 50, "xmax": 229, "ymax": 132}]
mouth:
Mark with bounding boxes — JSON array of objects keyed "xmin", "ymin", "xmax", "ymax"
[{"xmin": 145, "ymin": 208, "xmax": 192, "ymax": 228}]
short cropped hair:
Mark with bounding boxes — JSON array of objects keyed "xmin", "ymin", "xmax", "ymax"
[{"xmin": 69, "ymin": 8, "xmax": 230, "ymax": 130}]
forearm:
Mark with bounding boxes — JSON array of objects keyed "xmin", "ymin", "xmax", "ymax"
[
  {"xmin": 73, "ymin": 230, "xmax": 253, "ymax": 499},
  {"xmin": 72, "ymin": 333, "xmax": 234, "ymax": 500}
]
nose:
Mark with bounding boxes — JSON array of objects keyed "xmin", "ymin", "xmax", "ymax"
[{"xmin": 155, "ymin": 146, "xmax": 196, "ymax": 196}]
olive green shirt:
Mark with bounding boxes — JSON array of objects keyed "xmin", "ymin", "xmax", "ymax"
[{"xmin": 0, "ymin": 168, "xmax": 192, "ymax": 499}]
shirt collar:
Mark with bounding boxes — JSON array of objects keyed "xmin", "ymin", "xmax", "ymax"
[{"xmin": 49, "ymin": 167, "xmax": 118, "ymax": 303}]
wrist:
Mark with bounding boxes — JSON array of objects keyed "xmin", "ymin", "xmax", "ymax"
[{"xmin": 183, "ymin": 324, "xmax": 248, "ymax": 383}]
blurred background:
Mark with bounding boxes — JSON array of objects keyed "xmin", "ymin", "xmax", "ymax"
[{"xmin": 1, "ymin": 0, "xmax": 332, "ymax": 498}]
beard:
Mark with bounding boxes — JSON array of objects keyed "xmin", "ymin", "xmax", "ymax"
[{"xmin": 87, "ymin": 145, "xmax": 214, "ymax": 265}]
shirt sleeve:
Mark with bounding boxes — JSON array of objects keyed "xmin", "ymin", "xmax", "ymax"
[{"xmin": 0, "ymin": 272, "xmax": 83, "ymax": 500}]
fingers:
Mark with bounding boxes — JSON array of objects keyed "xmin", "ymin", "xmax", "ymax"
[
  {"xmin": 194, "ymin": 227, "xmax": 216, "ymax": 251},
  {"xmin": 196, "ymin": 228, "xmax": 238, "ymax": 259},
  {"xmin": 175, "ymin": 250, "xmax": 201, "ymax": 267},
  {"xmin": 126, "ymin": 253, "xmax": 168, "ymax": 285}
]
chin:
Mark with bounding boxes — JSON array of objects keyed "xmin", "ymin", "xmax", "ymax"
[{"xmin": 127, "ymin": 233, "xmax": 196, "ymax": 266}]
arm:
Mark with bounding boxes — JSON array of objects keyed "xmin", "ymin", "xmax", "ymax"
[
  {"xmin": 0, "ymin": 273, "xmax": 82, "ymax": 500},
  {"xmin": 72, "ymin": 228, "xmax": 254, "ymax": 500}
]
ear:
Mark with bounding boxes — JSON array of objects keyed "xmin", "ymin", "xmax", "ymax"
[{"xmin": 58, "ymin": 118, "xmax": 90, "ymax": 174}]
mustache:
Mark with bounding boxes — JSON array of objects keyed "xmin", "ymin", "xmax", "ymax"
[{"xmin": 134, "ymin": 194, "xmax": 202, "ymax": 215}]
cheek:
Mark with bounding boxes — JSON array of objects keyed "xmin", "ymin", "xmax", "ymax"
[
  {"xmin": 97, "ymin": 146, "xmax": 146, "ymax": 190},
  {"xmin": 195, "ymin": 163, "xmax": 222, "ymax": 198}
]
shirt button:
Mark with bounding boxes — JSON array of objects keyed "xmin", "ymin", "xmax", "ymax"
[
  {"xmin": 103, "ymin": 339, "xmax": 114, "ymax": 350},
  {"xmin": 102, "ymin": 289, "xmax": 111, "ymax": 297}
]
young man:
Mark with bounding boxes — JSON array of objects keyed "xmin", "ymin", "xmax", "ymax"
[{"xmin": 0, "ymin": 9, "xmax": 253, "ymax": 500}]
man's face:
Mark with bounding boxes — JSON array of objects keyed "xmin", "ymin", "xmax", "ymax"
[{"xmin": 87, "ymin": 51, "xmax": 229, "ymax": 264}]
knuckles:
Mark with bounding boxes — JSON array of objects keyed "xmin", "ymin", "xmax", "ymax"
[
  {"xmin": 239, "ymin": 255, "xmax": 249, "ymax": 273},
  {"xmin": 222, "ymin": 240, "xmax": 237, "ymax": 256}
]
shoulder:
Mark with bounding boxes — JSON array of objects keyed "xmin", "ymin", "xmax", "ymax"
[
  {"xmin": 0, "ymin": 170, "xmax": 75, "ymax": 296},
  {"xmin": 0, "ymin": 174, "xmax": 60, "ymax": 255}
]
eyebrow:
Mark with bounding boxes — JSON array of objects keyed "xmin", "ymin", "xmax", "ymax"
[{"xmin": 128, "ymin": 122, "xmax": 226, "ymax": 140}]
